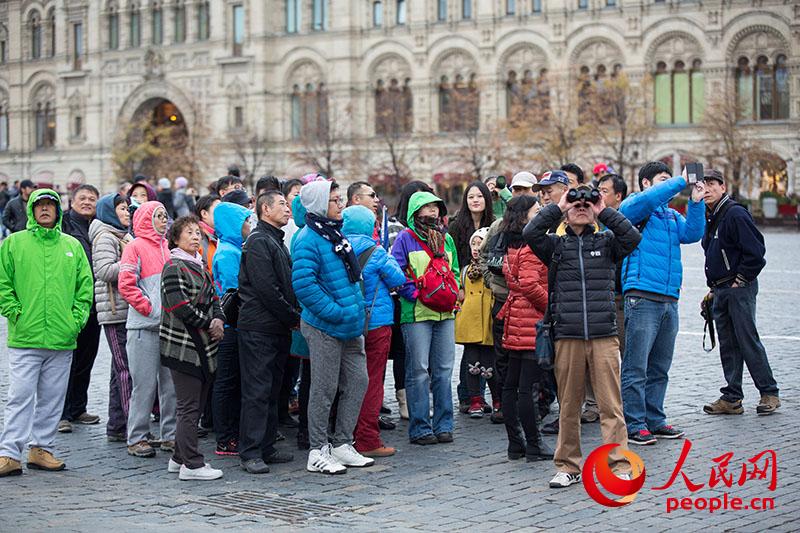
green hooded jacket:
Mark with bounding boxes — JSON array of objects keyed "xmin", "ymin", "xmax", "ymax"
[
  {"xmin": 390, "ymin": 191, "xmax": 460, "ymax": 324},
  {"xmin": 0, "ymin": 188, "xmax": 94, "ymax": 350}
]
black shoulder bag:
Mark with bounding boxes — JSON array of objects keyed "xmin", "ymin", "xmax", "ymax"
[{"xmin": 534, "ymin": 242, "xmax": 563, "ymax": 370}]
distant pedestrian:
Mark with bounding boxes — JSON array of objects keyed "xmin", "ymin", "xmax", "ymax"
[
  {"xmin": 157, "ymin": 178, "xmax": 177, "ymax": 219},
  {"xmin": 0, "ymin": 189, "xmax": 93, "ymax": 477},
  {"xmin": 172, "ymin": 177, "xmax": 195, "ymax": 218},
  {"xmin": 2, "ymin": 179, "xmax": 37, "ymax": 233}
]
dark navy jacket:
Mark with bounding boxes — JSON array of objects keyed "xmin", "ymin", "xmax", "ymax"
[{"xmin": 701, "ymin": 195, "xmax": 766, "ymax": 287}]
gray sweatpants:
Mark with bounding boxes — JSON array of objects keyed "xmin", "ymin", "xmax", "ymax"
[
  {"xmin": 301, "ymin": 320, "xmax": 368, "ymax": 450},
  {"xmin": 0, "ymin": 348, "xmax": 72, "ymax": 461},
  {"xmin": 126, "ymin": 329, "xmax": 177, "ymax": 445}
]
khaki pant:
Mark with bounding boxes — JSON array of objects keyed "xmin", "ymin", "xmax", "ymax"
[
  {"xmin": 584, "ymin": 296, "xmax": 626, "ymax": 412},
  {"xmin": 555, "ymin": 337, "xmax": 629, "ymax": 474}
]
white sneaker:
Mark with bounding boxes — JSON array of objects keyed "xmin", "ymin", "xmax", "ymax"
[
  {"xmin": 167, "ymin": 458, "xmax": 181, "ymax": 473},
  {"xmin": 618, "ymin": 472, "xmax": 632, "ymax": 481},
  {"xmin": 331, "ymin": 443, "xmax": 375, "ymax": 468},
  {"xmin": 549, "ymin": 471, "xmax": 581, "ymax": 488},
  {"xmin": 307, "ymin": 444, "xmax": 347, "ymax": 475},
  {"xmin": 179, "ymin": 464, "xmax": 223, "ymax": 481}
]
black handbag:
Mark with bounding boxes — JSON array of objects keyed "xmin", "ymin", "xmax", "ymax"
[
  {"xmin": 534, "ymin": 242, "xmax": 563, "ymax": 370},
  {"xmin": 486, "ymin": 231, "xmax": 507, "ymax": 275},
  {"xmin": 220, "ymin": 288, "xmax": 240, "ymax": 328}
]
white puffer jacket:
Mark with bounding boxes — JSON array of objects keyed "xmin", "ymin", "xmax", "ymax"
[{"xmin": 90, "ymin": 219, "xmax": 133, "ymax": 326}]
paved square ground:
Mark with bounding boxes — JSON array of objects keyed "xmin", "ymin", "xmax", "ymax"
[{"xmin": 1, "ymin": 231, "xmax": 798, "ymax": 532}]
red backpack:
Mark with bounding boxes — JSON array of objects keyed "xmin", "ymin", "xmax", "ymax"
[{"xmin": 406, "ymin": 229, "xmax": 459, "ymax": 313}]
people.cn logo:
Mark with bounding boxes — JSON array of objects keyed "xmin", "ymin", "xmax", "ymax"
[{"xmin": 582, "ymin": 443, "xmax": 646, "ymax": 507}]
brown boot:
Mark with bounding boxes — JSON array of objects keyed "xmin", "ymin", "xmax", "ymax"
[
  {"xmin": 756, "ymin": 395, "xmax": 780, "ymax": 416},
  {"xmin": 27, "ymin": 447, "xmax": 66, "ymax": 471},
  {"xmin": 703, "ymin": 398, "xmax": 744, "ymax": 415},
  {"xmin": 0, "ymin": 456, "xmax": 23, "ymax": 477}
]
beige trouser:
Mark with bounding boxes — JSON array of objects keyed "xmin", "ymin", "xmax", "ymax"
[
  {"xmin": 584, "ymin": 297, "xmax": 625, "ymax": 413},
  {"xmin": 554, "ymin": 337, "xmax": 630, "ymax": 474}
]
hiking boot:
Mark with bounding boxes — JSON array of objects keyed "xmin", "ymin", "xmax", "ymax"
[
  {"xmin": 0, "ymin": 457, "xmax": 22, "ymax": 477},
  {"xmin": 240, "ymin": 458, "xmax": 270, "ymax": 474},
  {"xmin": 549, "ymin": 471, "xmax": 581, "ymax": 488},
  {"xmin": 27, "ymin": 447, "xmax": 65, "ymax": 471},
  {"xmin": 756, "ymin": 395, "xmax": 781, "ymax": 416},
  {"xmin": 146, "ymin": 433, "xmax": 161, "ymax": 448},
  {"xmin": 628, "ymin": 430, "xmax": 657, "ymax": 446},
  {"xmin": 127, "ymin": 440, "xmax": 156, "ymax": 458},
  {"xmin": 703, "ymin": 398, "xmax": 744, "ymax": 415},
  {"xmin": 410, "ymin": 434, "xmax": 438, "ymax": 446},
  {"xmin": 526, "ymin": 436, "xmax": 555, "ymax": 462},
  {"xmin": 653, "ymin": 425, "xmax": 685, "ymax": 439},
  {"xmin": 106, "ymin": 432, "xmax": 126, "ymax": 443},
  {"xmin": 490, "ymin": 401, "xmax": 504, "ymax": 424},
  {"xmin": 468, "ymin": 396, "xmax": 484, "ymax": 418},
  {"xmin": 360, "ymin": 446, "xmax": 396, "ymax": 458},
  {"xmin": 435, "ymin": 432, "xmax": 454, "ymax": 443},
  {"xmin": 57, "ymin": 420, "xmax": 73, "ymax": 433},
  {"xmin": 75, "ymin": 412, "xmax": 100, "ymax": 425},
  {"xmin": 215, "ymin": 439, "xmax": 239, "ymax": 456},
  {"xmin": 264, "ymin": 450, "xmax": 294, "ymax": 464},
  {"xmin": 541, "ymin": 418, "xmax": 559, "ymax": 435},
  {"xmin": 160, "ymin": 440, "xmax": 176, "ymax": 453}
]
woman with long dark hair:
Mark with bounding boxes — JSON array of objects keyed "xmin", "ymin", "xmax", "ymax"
[
  {"xmin": 448, "ymin": 181, "xmax": 495, "ymax": 269},
  {"xmin": 497, "ymin": 196, "xmax": 554, "ymax": 462}
]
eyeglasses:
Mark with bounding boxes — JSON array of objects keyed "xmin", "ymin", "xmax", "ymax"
[
  {"xmin": 154, "ymin": 213, "xmax": 168, "ymax": 221},
  {"xmin": 357, "ymin": 191, "xmax": 378, "ymax": 199},
  {"xmin": 329, "ymin": 197, "xmax": 345, "ymax": 206}
]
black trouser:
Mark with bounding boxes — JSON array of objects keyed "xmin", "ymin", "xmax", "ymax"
[
  {"xmin": 464, "ymin": 344, "xmax": 500, "ymax": 401},
  {"xmin": 62, "ymin": 312, "xmax": 102, "ymax": 421},
  {"xmin": 238, "ymin": 330, "xmax": 289, "ymax": 461},
  {"xmin": 279, "ymin": 356, "xmax": 301, "ymax": 421},
  {"xmin": 390, "ymin": 321, "xmax": 405, "ymax": 390},
  {"xmin": 502, "ymin": 355, "xmax": 542, "ymax": 453},
  {"xmin": 212, "ymin": 328, "xmax": 240, "ymax": 444},
  {"xmin": 298, "ymin": 359, "xmax": 311, "ymax": 434},
  {"xmin": 170, "ymin": 369, "xmax": 211, "ymax": 469},
  {"xmin": 491, "ymin": 298, "xmax": 509, "ymax": 390}
]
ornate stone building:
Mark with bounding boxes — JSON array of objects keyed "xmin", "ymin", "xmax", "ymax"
[{"xmin": 0, "ymin": 0, "xmax": 798, "ymax": 195}]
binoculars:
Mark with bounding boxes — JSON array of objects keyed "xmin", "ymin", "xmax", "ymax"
[{"xmin": 566, "ymin": 187, "xmax": 600, "ymax": 205}]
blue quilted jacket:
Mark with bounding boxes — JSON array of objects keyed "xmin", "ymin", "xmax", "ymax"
[
  {"xmin": 343, "ymin": 206, "xmax": 407, "ymax": 331},
  {"xmin": 292, "ymin": 223, "xmax": 365, "ymax": 341},
  {"xmin": 619, "ymin": 176, "xmax": 705, "ymax": 299}
]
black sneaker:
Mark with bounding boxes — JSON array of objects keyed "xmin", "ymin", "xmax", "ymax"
[
  {"xmin": 380, "ymin": 404, "xmax": 392, "ymax": 415},
  {"xmin": 628, "ymin": 430, "xmax": 657, "ymax": 445},
  {"xmin": 653, "ymin": 425, "xmax": 685, "ymax": 439},
  {"xmin": 435, "ymin": 432, "xmax": 454, "ymax": 443},
  {"xmin": 378, "ymin": 416, "xmax": 396, "ymax": 430},
  {"xmin": 264, "ymin": 450, "xmax": 294, "ymax": 464},
  {"xmin": 410, "ymin": 434, "xmax": 438, "ymax": 445},
  {"xmin": 541, "ymin": 418, "xmax": 559, "ymax": 435},
  {"xmin": 215, "ymin": 439, "xmax": 239, "ymax": 456}
]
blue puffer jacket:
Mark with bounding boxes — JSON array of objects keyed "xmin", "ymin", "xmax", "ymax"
[
  {"xmin": 290, "ymin": 196, "xmax": 309, "ymax": 357},
  {"xmin": 212, "ymin": 202, "xmax": 252, "ymax": 297},
  {"xmin": 292, "ymin": 219, "xmax": 365, "ymax": 340},
  {"xmin": 619, "ymin": 176, "xmax": 705, "ymax": 299},
  {"xmin": 343, "ymin": 206, "xmax": 407, "ymax": 331}
]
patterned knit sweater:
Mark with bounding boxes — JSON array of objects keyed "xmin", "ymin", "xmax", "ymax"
[{"xmin": 159, "ymin": 255, "xmax": 224, "ymax": 378}]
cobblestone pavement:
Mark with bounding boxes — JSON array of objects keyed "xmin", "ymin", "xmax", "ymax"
[{"xmin": 1, "ymin": 231, "xmax": 799, "ymax": 532}]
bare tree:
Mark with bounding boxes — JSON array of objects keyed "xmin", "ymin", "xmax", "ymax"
[
  {"xmin": 294, "ymin": 102, "xmax": 353, "ymax": 179},
  {"xmin": 231, "ymin": 126, "xmax": 270, "ymax": 191}
]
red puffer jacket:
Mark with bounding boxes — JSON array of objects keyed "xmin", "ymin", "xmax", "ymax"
[{"xmin": 498, "ymin": 244, "xmax": 549, "ymax": 351}]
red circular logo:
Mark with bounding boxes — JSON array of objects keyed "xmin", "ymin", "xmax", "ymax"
[{"xmin": 582, "ymin": 443, "xmax": 646, "ymax": 507}]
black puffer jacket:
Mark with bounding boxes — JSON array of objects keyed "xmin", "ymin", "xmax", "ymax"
[
  {"xmin": 524, "ymin": 204, "xmax": 641, "ymax": 340},
  {"xmin": 237, "ymin": 220, "xmax": 301, "ymax": 335}
]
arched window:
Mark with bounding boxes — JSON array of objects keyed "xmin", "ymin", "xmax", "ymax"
[
  {"xmin": 376, "ymin": 78, "xmax": 413, "ymax": 135},
  {"xmin": 0, "ymin": 90, "xmax": 9, "ymax": 152},
  {"xmin": 654, "ymin": 59, "xmax": 704, "ymax": 125},
  {"xmin": 47, "ymin": 8, "xmax": 56, "ymax": 57},
  {"xmin": 373, "ymin": 1, "xmax": 383, "ymax": 27},
  {"xmin": 29, "ymin": 11, "xmax": 43, "ymax": 59},
  {"xmin": 439, "ymin": 74, "xmax": 479, "ymax": 132},
  {"xmin": 286, "ymin": 0, "xmax": 300, "ymax": 32},
  {"xmin": 578, "ymin": 64, "xmax": 625, "ymax": 125},
  {"xmin": 108, "ymin": 6, "xmax": 120, "ymax": 49},
  {"xmin": 130, "ymin": 4, "xmax": 141, "ymax": 47},
  {"xmin": 33, "ymin": 86, "xmax": 56, "ymax": 150},
  {"xmin": 506, "ymin": 68, "xmax": 549, "ymax": 124},
  {"xmin": 173, "ymin": 1, "xmax": 186, "ymax": 43},
  {"xmin": 736, "ymin": 55, "xmax": 790, "ymax": 121},
  {"xmin": 197, "ymin": 1, "xmax": 210, "ymax": 40},
  {"xmin": 151, "ymin": 2, "xmax": 163, "ymax": 44},
  {"xmin": 396, "ymin": 0, "xmax": 406, "ymax": 24},
  {"xmin": 291, "ymin": 83, "xmax": 329, "ymax": 140}
]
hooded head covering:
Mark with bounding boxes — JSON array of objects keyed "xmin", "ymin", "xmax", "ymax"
[
  {"xmin": 299, "ymin": 180, "xmax": 332, "ymax": 217},
  {"xmin": 128, "ymin": 181, "xmax": 157, "ymax": 205},
  {"xmin": 96, "ymin": 193, "xmax": 128, "ymax": 231},
  {"xmin": 175, "ymin": 176, "xmax": 188, "ymax": 189},
  {"xmin": 213, "ymin": 202, "xmax": 252, "ymax": 248},
  {"xmin": 27, "ymin": 188, "xmax": 63, "ymax": 237},
  {"xmin": 132, "ymin": 201, "xmax": 167, "ymax": 244},
  {"xmin": 158, "ymin": 177, "xmax": 171, "ymax": 190},
  {"xmin": 222, "ymin": 188, "xmax": 252, "ymax": 207},
  {"xmin": 292, "ymin": 194, "xmax": 307, "ymax": 229},
  {"xmin": 407, "ymin": 191, "xmax": 448, "ymax": 254},
  {"xmin": 342, "ymin": 205, "xmax": 376, "ymax": 238},
  {"xmin": 470, "ymin": 226, "xmax": 489, "ymax": 245}
]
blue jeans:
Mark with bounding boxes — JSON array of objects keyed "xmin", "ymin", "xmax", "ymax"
[
  {"xmin": 713, "ymin": 281, "xmax": 779, "ymax": 402},
  {"xmin": 402, "ymin": 320, "xmax": 455, "ymax": 440},
  {"xmin": 621, "ymin": 296, "xmax": 679, "ymax": 434}
]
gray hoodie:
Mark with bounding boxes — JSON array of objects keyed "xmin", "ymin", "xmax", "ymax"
[{"xmin": 299, "ymin": 180, "xmax": 332, "ymax": 217}]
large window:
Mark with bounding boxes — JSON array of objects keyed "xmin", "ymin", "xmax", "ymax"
[
  {"xmin": 736, "ymin": 55, "xmax": 790, "ymax": 121},
  {"xmin": 312, "ymin": 0, "xmax": 327, "ymax": 31},
  {"xmin": 578, "ymin": 0, "xmax": 588, "ymax": 8},
  {"xmin": 30, "ymin": 11, "xmax": 43, "ymax": 59},
  {"xmin": 375, "ymin": 78, "xmax": 413, "ymax": 135},
  {"xmin": 47, "ymin": 8, "xmax": 56, "ymax": 57},
  {"xmin": 286, "ymin": 0, "xmax": 300, "ymax": 32},
  {"xmin": 72, "ymin": 23, "xmax": 83, "ymax": 69},
  {"xmin": 173, "ymin": 2, "xmax": 186, "ymax": 43},
  {"xmin": 437, "ymin": 0, "xmax": 447, "ymax": 21},
  {"xmin": 232, "ymin": 4, "xmax": 244, "ymax": 56},
  {"xmin": 197, "ymin": 1, "xmax": 210, "ymax": 40},
  {"xmin": 34, "ymin": 90, "xmax": 56, "ymax": 150},
  {"xmin": 1, "ymin": 37, "xmax": 6, "ymax": 64},
  {"xmin": 439, "ymin": 74, "xmax": 479, "ymax": 132},
  {"xmin": 152, "ymin": 5, "xmax": 163, "ymax": 44},
  {"xmin": 532, "ymin": 0, "xmax": 542, "ymax": 13},
  {"xmin": 373, "ymin": 1, "xmax": 383, "ymax": 27},
  {"xmin": 0, "ymin": 93, "xmax": 8, "ymax": 152},
  {"xmin": 506, "ymin": 69, "xmax": 550, "ymax": 123},
  {"xmin": 654, "ymin": 60, "xmax": 704, "ymax": 125},
  {"xmin": 130, "ymin": 7, "xmax": 141, "ymax": 47},
  {"xmin": 506, "ymin": 0, "xmax": 516, "ymax": 15},
  {"xmin": 108, "ymin": 9, "xmax": 119, "ymax": 49},
  {"xmin": 396, "ymin": 0, "xmax": 406, "ymax": 24},
  {"xmin": 291, "ymin": 83, "xmax": 329, "ymax": 140},
  {"xmin": 462, "ymin": 0, "xmax": 472, "ymax": 19}
]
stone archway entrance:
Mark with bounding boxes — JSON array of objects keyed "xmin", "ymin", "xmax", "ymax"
[{"xmin": 113, "ymin": 97, "xmax": 190, "ymax": 180}]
